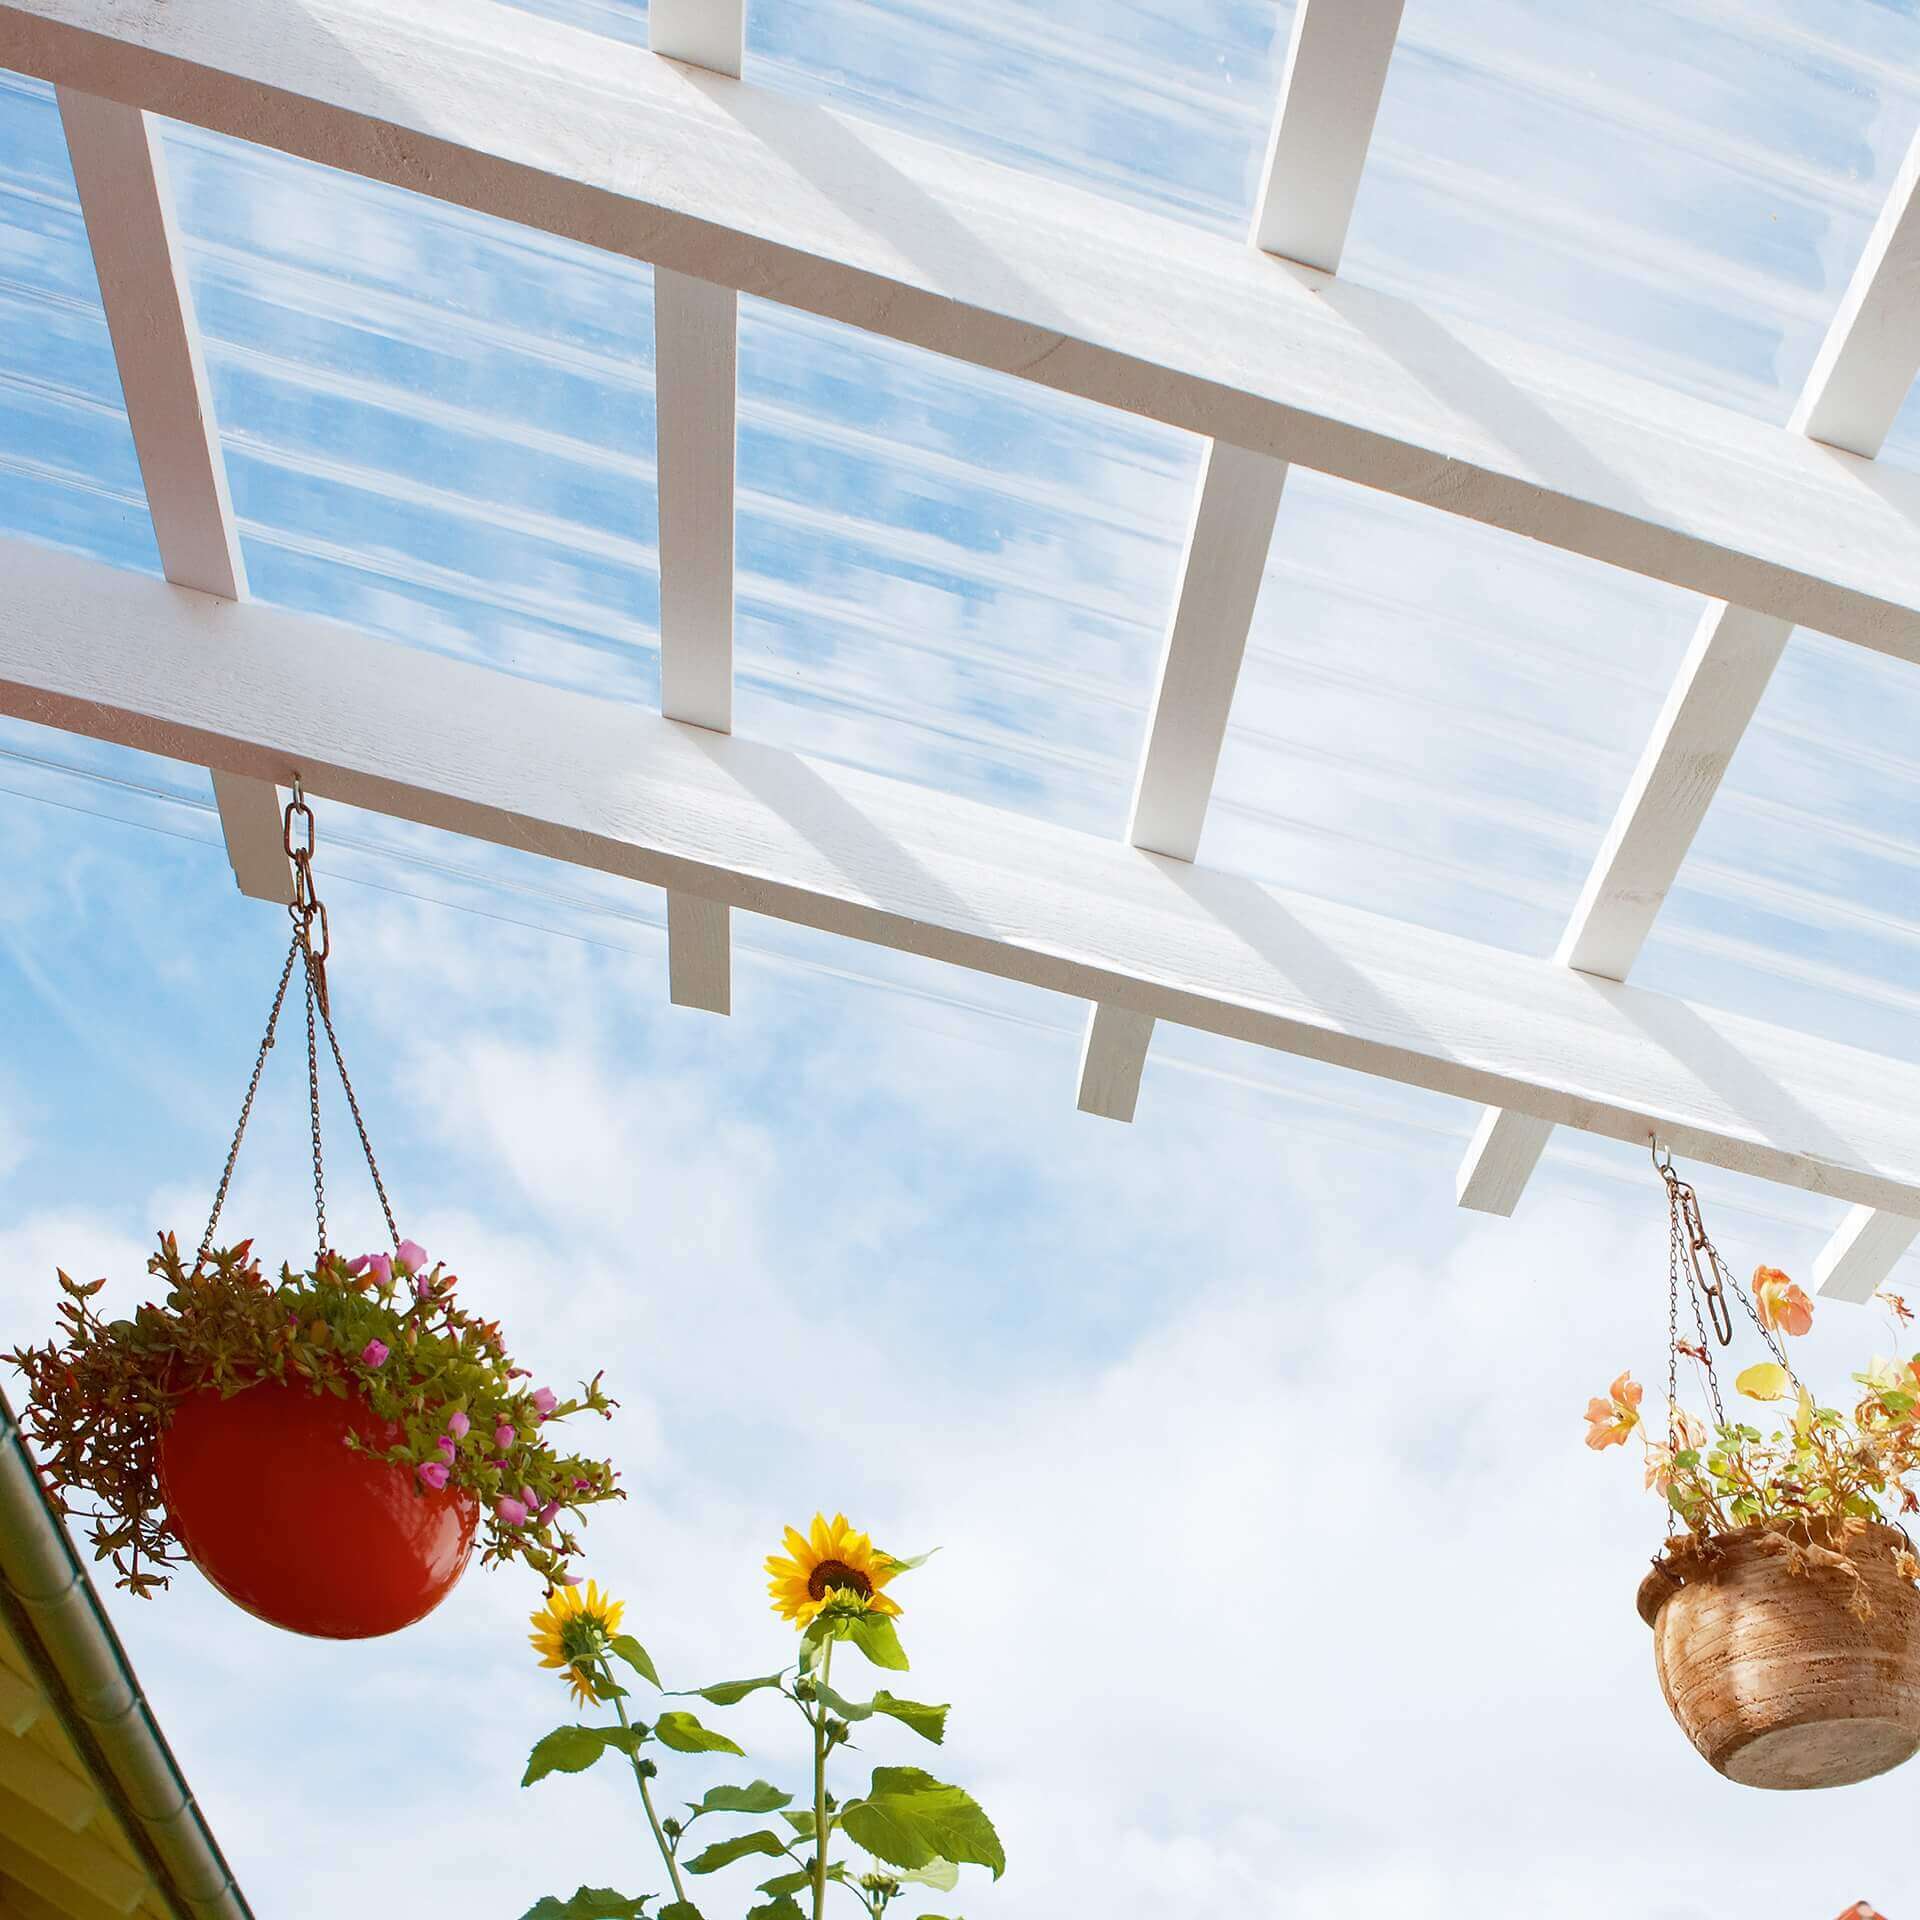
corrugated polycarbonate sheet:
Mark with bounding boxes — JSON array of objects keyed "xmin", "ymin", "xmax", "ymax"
[{"xmin": 0, "ymin": 0, "xmax": 1915, "ymax": 1213}]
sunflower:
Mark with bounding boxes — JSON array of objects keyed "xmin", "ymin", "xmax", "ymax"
[
  {"xmin": 766, "ymin": 1512, "xmax": 905, "ymax": 1629},
  {"xmin": 529, "ymin": 1579, "xmax": 625, "ymax": 1707}
]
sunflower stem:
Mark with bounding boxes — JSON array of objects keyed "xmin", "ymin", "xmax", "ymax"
[
  {"xmin": 812, "ymin": 1637, "xmax": 834, "ymax": 1920},
  {"xmin": 600, "ymin": 1657, "xmax": 689, "ymax": 1906}
]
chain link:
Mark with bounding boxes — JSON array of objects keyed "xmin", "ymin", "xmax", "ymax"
[{"xmin": 194, "ymin": 782, "xmax": 399, "ymax": 1270}]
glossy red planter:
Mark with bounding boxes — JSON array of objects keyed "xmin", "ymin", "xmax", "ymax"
[{"xmin": 156, "ymin": 1377, "xmax": 479, "ymax": 1639}]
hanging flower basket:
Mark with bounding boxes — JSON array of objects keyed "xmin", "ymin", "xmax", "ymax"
[
  {"xmin": 9, "ymin": 786, "xmax": 622, "ymax": 1637},
  {"xmin": 158, "ymin": 1374, "xmax": 480, "ymax": 1639},
  {"xmin": 1636, "ymin": 1524, "xmax": 1920, "ymax": 1789},
  {"xmin": 1587, "ymin": 1147, "xmax": 1920, "ymax": 1790}
]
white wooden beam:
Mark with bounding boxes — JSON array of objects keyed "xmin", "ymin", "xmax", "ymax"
[
  {"xmin": 11, "ymin": 0, "xmax": 1920, "ymax": 657},
  {"xmin": 7, "ymin": 539, "xmax": 1920, "ymax": 1214},
  {"xmin": 54, "ymin": 85, "xmax": 291, "ymax": 905},
  {"xmin": 1815, "ymin": 1206, "xmax": 1920, "ymax": 1304},
  {"xmin": 650, "ymin": 0, "xmax": 742, "ymax": 1016},
  {"xmin": 1078, "ymin": 0, "xmax": 1399, "ymax": 1121},
  {"xmin": 1254, "ymin": 0, "xmax": 1405, "ymax": 275},
  {"xmin": 1459, "ymin": 123, "xmax": 1920, "ymax": 1223}
]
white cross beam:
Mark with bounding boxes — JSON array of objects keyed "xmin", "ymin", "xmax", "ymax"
[
  {"xmin": 1456, "ymin": 125, "xmax": 1920, "ymax": 1302},
  {"xmin": 1077, "ymin": 0, "xmax": 1404, "ymax": 1120},
  {"xmin": 9, "ymin": 535, "xmax": 1920, "ymax": 1216},
  {"xmin": 650, "ymin": 0, "xmax": 743, "ymax": 1016},
  {"xmin": 55, "ymin": 86, "xmax": 290, "ymax": 902}
]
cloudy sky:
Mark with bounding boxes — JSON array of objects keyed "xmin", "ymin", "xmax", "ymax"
[{"xmin": 4, "ymin": 0, "xmax": 1920, "ymax": 1915}]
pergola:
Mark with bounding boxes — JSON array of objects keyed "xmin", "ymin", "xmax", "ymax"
[{"xmin": 1, "ymin": 0, "xmax": 1917, "ymax": 1295}]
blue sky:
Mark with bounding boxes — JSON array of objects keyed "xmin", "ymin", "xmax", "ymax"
[{"xmin": 5, "ymin": 1, "xmax": 1920, "ymax": 1915}]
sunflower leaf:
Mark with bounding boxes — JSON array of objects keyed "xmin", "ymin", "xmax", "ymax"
[
  {"xmin": 813, "ymin": 1683, "xmax": 874, "ymax": 1723},
  {"xmin": 870, "ymin": 1693, "xmax": 948, "ymax": 1745},
  {"xmin": 840, "ymin": 1767, "xmax": 1004, "ymax": 1880},
  {"xmin": 679, "ymin": 1674, "xmax": 785, "ymax": 1707},
  {"xmin": 898, "ymin": 1858, "xmax": 961, "ymax": 1891},
  {"xmin": 688, "ymin": 1781, "xmax": 792, "ymax": 1816},
  {"xmin": 846, "ymin": 1613, "xmax": 910, "ymax": 1672},
  {"xmin": 684, "ymin": 1831, "xmax": 789, "ymax": 1876},
  {"xmin": 657, "ymin": 1907, "xmax": 706, "ymax": 1920},
  {"xmin": 655, "ymin": 1711, "xmax": 747, "ymax": 1756},
  {"xmin": 779, "ymin": 1813, "xmax": 816, "ymax": 1838},
  {"xmin": 744, "ymin": 1901, "xmax": 806, "ymax": 1920},
  {"xmin": 609, "ymin": 1635, "xmax": 663, "ymax": 1689},
  {"xmin": 517, "ymin": 1887, "xmax": 655, "ymax": 1918},
  {"xmin": 522, "ymin": 1726, "xmax": 620, "ymax": 1787},
  {"xmin": 756, "ymin": 1871, "xmax": 814, "ymax": 1896}
]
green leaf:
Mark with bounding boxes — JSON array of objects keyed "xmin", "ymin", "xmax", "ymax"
[
  {"xmin": 522, "ymin": 1726, "xmax": 618, "ymax": 1787},
  {"xmin": 846, "ymin": 1613, "xmax": 910, "ymax": 1672},
  {"xmin": 657, "ymin": 1907, "xmax": 706, "ymax": 1920},
  {"xmin": 684, "ymin": 1831, "xmax": 790, "ymax": 1876},
  {"xmin": 654, "ymin": 1711, "xmax": 746, "ymax": 1756},
  {"xmin": 689, "ymin": 1781, "xmax": 792, "ymax": 1816},
  {"xmin": 871, "ymin": 1693, "xmax": 948, "ymax": 1745},
  {"xmin": 744, "ymin": 1900, "xmax": 806, "ymax": 1920},
  {"xmin": 518, "ymin": 1888, "xmax": 655, "ymax": 1919},
  {"xmin": 779, "ymin": 1812, "xmax": 816, "ymax": 1838},
  {"xmin": 609, "ymin": 1636, "xmax": 663, "ymax": 1689},
  {"xmin": 898, "ymin": 1858, "xmax": 960, "ymax": 1891},
  {"xmin": 602, "ymin": 1726, "xmax": 651, "ymax": 1758},
  {"xmin": 814, "ymin": 1683, "xmax": 874, "ymax": 1723},
  {"xmin": 840, "ymin": 1768, "xmax": 1004, "ymax": 1880},
  {"xmin": 756, "ymin": 1870, "xmax": 814, "ymax": 1896},
  {"xmin": 682, "ymin": 1674, "xmax": 785, "ymax": 1707}
]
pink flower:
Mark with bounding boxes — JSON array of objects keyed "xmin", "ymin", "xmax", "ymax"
[
  {"xmin": 530, "ymin": 1387, "xmax": 558, "ymax": 1419},
  {"xmin": 417, "ymin": 1461, "xmax": 449, "ymax": 1491},
  {"xmin": 490, "ymin": 1457, "xmax": 509, "ymax": 1471},
  {"xmin": 494, "ymin": 1423, "xmax": 516, "ymax": 1450},
  {"xmin": 558, "ymin": 1569, "xmax": 583, "ymax": 1586},
  {"xmin": 359, "ymin": 1338, "xmax": 390, "ymax": 1370},
  {"xmin": 436, "ymin": 1436, "xmax": 457, "ymax": 1463},
  {"xmin": 446, "ymin": 1412, "xmax": 470, "ymax": 1440},
  {"xmin": 365, "ymin": 1252, "xmax": 393, "ymax": 1287},
  {"xmin": 573, "ymin": 1478, "xmax": 594, "ymax": 1493},
  {"xmin": 535, "ymin": 1500, "xmax": 559, "ymax": 1527},
  {"xmin": 395, "ymin": 1239, "xmax": 428, "ymax": 1275},
  {"xmin": 344, "ymin": 1255, "xmax": 371, "ymax": 1277},
  {"xmin": 496, "ymin": 1496, "xmax": 528, "ymax": 1527},
  {"xmin": 520, "ymin": 1486, "xmax": 538, "ymax": 1510}
]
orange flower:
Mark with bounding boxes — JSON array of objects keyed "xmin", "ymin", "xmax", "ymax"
[
  {"xmin": 1753, "ymin": 1266, "xmax": 1814, "ymax": 1338},
  {"xmin": 1584, "ymin": 1371, "xmax": 1642, "ymax": 1451}
]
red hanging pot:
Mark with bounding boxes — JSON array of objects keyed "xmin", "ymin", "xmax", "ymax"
[{"xmin": 156, "ymin": 1376, "xmax": 479, "ymax": 1639}]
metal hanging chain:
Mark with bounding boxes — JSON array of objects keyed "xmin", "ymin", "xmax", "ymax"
[
  {"xmin": 195, "ymin": 928, "xmax": 303, "ymax": 1269},
  {"xmin": 1652, "ymin": 1139, "xmax": 1802, "ymax": 1449},
  {"xmin": 194, "ymin": 780, "xmax": 399, "ymax": 1270}
]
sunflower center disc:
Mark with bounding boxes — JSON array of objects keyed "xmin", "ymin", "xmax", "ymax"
[{"xmin": 808, "ymin": 1558, "xmax": 873, "ymax": 1601}]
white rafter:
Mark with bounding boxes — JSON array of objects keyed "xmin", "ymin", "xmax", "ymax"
[
  {"xmin": 1456, "ymin": 124, "xmax": 1920, "ymax": 1294},
  {"xmin": 1077, "ymin": 0, "xmax": 1403, "ymax": 1121},
  {"xmin": 55, "ymin": 85, "xmax": 291, "ymax": 903},
  {"xmin": 650, "ymin": 0, "xmax": 743, "ymax": 1016},
  {"xmin": 9, "ymin": 0, "xmax": 1920, "ymax": 656},
  {"xmin": 7, "ymin": 536, "xmax": 1920, "ymax": 1215}
]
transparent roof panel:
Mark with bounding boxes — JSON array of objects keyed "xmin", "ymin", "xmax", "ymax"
[
  {"xmin": 161, "ymin": 122, "xmax": 665, "ymax": 703},
  {"xmin": 0, "ymin": 72, "xmax": 157, "ymax": 571}
]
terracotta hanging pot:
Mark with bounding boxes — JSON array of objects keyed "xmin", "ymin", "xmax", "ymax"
[
  {"xmin": 1637, "ymin": 1525, "xmax": 1920, "ymax": 1789},
  {"xmin": 156, "ymin": 1376, "xmax": 479, "ymax": 1639}
]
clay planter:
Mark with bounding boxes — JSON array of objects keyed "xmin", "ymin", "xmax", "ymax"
[
  {"xmin": 1637, "ymin": 1525, "xmax": 1920, "ymax": 1789},
  {"xmin": 156, "ymin": 1378, "xmax": 479, "ymax": 1639}
]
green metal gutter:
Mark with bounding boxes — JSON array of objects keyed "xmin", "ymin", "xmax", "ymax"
[{"xmin": 0, "ymin": 1384, "xmax": 252, "ymax": 1919}]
